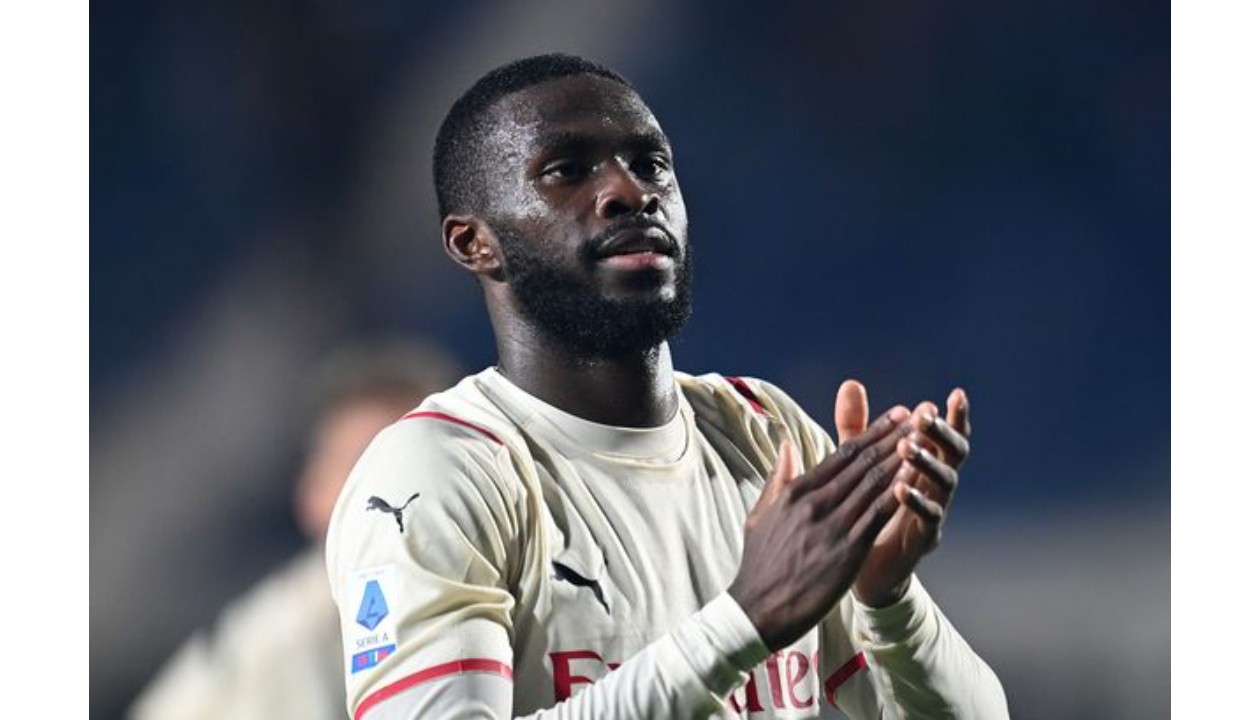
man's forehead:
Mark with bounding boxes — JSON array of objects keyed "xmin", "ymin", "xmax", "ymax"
[{"xmin": 489, "ymin": 75, "xmax": 667, "ymax": 151}]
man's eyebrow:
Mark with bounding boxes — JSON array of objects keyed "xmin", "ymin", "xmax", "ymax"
[
  {"xmin": 531, "ymin": 130, "xmax": 593, "ymax": 153},
  {"xmin": 625, "ymin": 130, "xmax": 672, "ymax": 153},
  {"xmin": 531, "ymin": 129, "xmax": 672, "ymax": 154}
]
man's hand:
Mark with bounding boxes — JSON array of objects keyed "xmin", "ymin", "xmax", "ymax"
[
  {"xmin": 837, "ymin": 380, "xmax": 972, "ymax": 608},
  {"xmin": 728, "ymin": 405, "xmax": 913, "ymax": 651}
]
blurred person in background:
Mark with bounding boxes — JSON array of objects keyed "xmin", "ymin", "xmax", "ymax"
[
  {"xmin": 128, "ymin": 339, "xmax": 460, "ymax": 720},
  {"xmin": 327, "ymin": 54, "xmax": 1007, "ymax": 719}
]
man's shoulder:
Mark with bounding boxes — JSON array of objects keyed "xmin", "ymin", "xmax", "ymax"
[
  {"xmin": 676, "ymin": 371, "xmax": 807, "ymax": 422},
  {"xmin": 327, "ymin": 372, "xmax": 530, "ymax": 579},
  {"xmin": 333, "ymin": 369, "xmax": 533, "ymax": 520},
  {"xmin": 364, "ymin": 369, "xmax": 527, "ymax": 460},
  {"xmin": 401, "ymin": 369, "xmax": 515, "ymax": 440},
  {"xmin": 677, "ymin": 371, "xmax": 834, "ymax": 468}
]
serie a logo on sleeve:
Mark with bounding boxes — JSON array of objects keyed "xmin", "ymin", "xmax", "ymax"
[{"xmin": 345, "ymin": 565, "xmax": 400, "ymax": 674}]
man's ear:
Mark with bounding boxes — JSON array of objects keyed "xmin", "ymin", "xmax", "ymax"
[{"xmin": 443, "ymin": 215, "xmax": 504, "ymax": 280}]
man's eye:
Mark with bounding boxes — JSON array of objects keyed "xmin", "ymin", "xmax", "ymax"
[
  {"xmin": 541, "ymin": 161, "xmax": 583, "ymax": 180},
  {"xmin": 634, "ymin": 156, "xmax": 672, "ymax": 180}
]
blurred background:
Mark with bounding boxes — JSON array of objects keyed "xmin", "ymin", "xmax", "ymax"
[{"xmin": 91, "ymin": 1, "xmax": 1168, "ymax": 718}]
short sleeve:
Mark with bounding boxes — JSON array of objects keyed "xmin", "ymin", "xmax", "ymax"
[{"xmin": 326, "ymin": 415, "xmax": 523, "ymax": 719}]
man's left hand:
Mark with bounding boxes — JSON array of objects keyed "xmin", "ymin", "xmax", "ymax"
[{"xmin": 834, "ymin": 381, "xmax": 972, "ymax": 608}]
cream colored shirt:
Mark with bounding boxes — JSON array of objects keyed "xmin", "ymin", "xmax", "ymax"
[
  {"xmin": 327, "ymin": 369, "xmax": 1007, "ymax": 719},
  {"xmin": 129, "ymin": 548, "xmax": 345, "ymax": 720}
]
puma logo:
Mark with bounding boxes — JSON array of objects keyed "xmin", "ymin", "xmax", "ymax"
[
  {"xmin": 551, "ymin": 561, "xmax": 610, "ymax": 615},
  {"xmin": 366, "ymin": 493, "xmax": 420, "ymax": 533}
]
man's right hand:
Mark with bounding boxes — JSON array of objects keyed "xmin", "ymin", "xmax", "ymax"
[{"xmin": 728, "ymin": 405, "xmax": 912, "ymax": 651}]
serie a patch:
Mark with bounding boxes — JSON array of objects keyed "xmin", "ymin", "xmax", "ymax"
[{"xmin": 345, "ymin": 564, "xmax": 400, "ymax": 675}]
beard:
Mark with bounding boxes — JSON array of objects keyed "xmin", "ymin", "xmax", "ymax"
[{"xmin": 494, "ymin": 222, "xmax": 693, "ymax": 360}]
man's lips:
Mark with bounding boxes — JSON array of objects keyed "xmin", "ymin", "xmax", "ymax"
[
  {"xmin": 597, "ymin": 250, "xmax": 674, "ymax": 271},
  {"xmin": 592, "ymin": 225, "xmax": 676, "ymax": 260}
]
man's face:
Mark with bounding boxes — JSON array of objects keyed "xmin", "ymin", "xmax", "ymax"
[{"xmin": 479, "ymin": 74, "xmax": 692, "ymax": 358}]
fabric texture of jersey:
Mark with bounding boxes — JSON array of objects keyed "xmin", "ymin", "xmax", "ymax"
[{"xmin": 326, "ymin": 368, "xmax": 1008, "ymax": 719}]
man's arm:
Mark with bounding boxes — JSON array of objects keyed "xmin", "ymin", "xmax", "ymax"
[
  {"xmin": 354, "ymin": 590, "xmax": 767, "ymax": 719},
  {"xmin": 326, "ymin": 416, "xmax": 520, "ymax": 719},
  {"xmin": 748, "ymin": 378, "xmax": 1009, "ymax": 718},
  {"xmin": 848, "ymin": 576, "xmax": 1007, "ymax": 718}
]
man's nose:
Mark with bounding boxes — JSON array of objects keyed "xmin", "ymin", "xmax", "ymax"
[{"xmin": 595, "ymin": 163, "xmax": 659, "ymax": 219}]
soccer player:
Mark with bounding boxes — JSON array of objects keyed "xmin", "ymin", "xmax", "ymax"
[
  {"xmin": 129, "ymin": 340, "xmax": 459, "ymax": 720},
  {"xmin": 327, "ymin": 54, "xmax": 1009, "ymax": 718}
]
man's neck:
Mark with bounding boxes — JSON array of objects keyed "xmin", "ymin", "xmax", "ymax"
[{"xmin": 494, "ymin": 335, "xmax": 678, "ymax": 428}]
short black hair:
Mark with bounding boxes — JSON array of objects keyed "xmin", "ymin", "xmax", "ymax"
[{"xmin": 433, "ymin": 53, "xmax": 633, "ymax": 219}]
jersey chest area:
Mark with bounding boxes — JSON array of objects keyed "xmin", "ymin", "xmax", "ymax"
[
  {"xmin": 509, "ymin": 455, "xmax": 725, "ymax": 709},
  {"xmin": 525, "ymin": 430, "xmax": 759, "ymax": 634},
  {"xmin": 507, "ymin": 434, "xmax": 832, "ymax": 716}
]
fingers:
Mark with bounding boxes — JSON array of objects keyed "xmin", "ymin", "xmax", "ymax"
[
  {"xmin": 848, "ymin": 480, "xmax": 902, "ymax": 549},
  {"xmin": 797, "ymin": 405, "xmax": 909, "ymax": 495},
  {"xmin": 946, "ymin": 387, "xmax": 971, "ymax": 439},
  {"xmin": 898, "ymin": 437, "xmax": 958, "ymax": 498},
  {"xmin": 831, "ymin": 451, "xmax": 904, "ymax": 531},
  {"xmin": 913, "ymin": 402, "xmax": 970, "ymax": 466},
  {"xmin": 811, "ymin": 412, "xmax": 917, "ymax": 524},
  {"xmin": 772, "ymin": 439, "xmax": 801, "ymax": 490},
  {"xmin": 894, "ymin": 480, "xmax": 945, "ymax": 533},
  {"xmin": 833, "ymin": 380, "xmax": 868, "ymax": 443},
  {"xmin": 755, "ymin": 440, "xmax": 799, "ymax": 514},
  {"xmin": 802, "ymin": 410, "xmax": 913, "ymax": 504}
]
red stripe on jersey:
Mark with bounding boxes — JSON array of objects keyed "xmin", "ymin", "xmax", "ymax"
[
  {"xmin": 823, "ymin": 652, "xmax": 869, "ymax": 707},
  {"xmin": 725, "ymin": 376, "xmax": 767, "ymax": 415},
  {"xmin": 353, "ymin": 658, "xmax": 513, "ymax": 720},
  {"xmin": 401, "ymin": 411, "xmax": 504, "ymax": 445}
]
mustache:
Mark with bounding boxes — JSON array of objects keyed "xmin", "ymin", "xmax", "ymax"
[{"xmin": 587, "ymin": 217, "xmax": 679, "ymax": 258}]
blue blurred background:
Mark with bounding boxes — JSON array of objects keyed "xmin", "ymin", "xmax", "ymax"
[{"xmin": 91, "ymin": 1, "xmax": 1168, "ymax": 718}]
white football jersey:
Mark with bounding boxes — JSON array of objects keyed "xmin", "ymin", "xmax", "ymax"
[{"xmin": 326, "ymin": 368, "xmax": 1007, "ymax": 719}]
